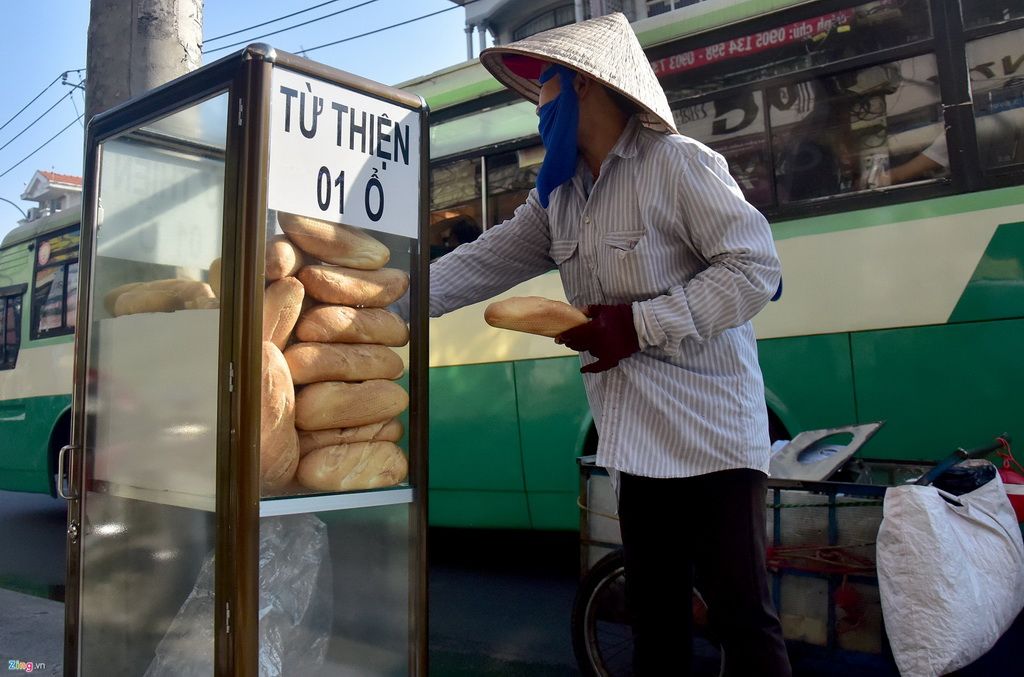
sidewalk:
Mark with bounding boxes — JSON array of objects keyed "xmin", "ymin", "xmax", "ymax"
[{"xmin": 0, "ymin": 588, "xmax": 64, "ymax": 676}]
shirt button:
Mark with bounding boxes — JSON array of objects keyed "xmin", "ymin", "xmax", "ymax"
[{"xmin": 584, "ymin": 217, "xmax": 591, "ymax": 224}]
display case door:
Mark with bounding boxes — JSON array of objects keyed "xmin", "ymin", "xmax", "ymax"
[{"xmin": 67, "ymin": 92, "xmax": 230, "ymax": 676}]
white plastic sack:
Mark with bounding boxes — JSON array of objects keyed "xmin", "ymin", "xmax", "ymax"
[
  {"xmin": 877, "ymin": 462, "xmax": 1024, "ymax": 677},
  {"xmin": 144, "ymin": 514, "xmax": 332, "ymax": 677}
]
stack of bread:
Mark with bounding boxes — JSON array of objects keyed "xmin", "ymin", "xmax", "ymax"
[{"xmin": 260, "ymin": 211, "xmax": 411, "ymax": 495}]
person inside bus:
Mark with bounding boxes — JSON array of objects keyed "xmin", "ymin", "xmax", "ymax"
[
  {"xmin": 876, "ymin": 132, "xmax": 948, "ymax": 186},
  {"xmin": 429, "ymin": 215, "xmax": 482, "ymax": 260},
  {"xmin": 428, "ymin": 13, "xmax": 790, "ymax": 677},
  {"xmin": 774, "ymin": 81, "xmax": 858, "ymax": 201}
]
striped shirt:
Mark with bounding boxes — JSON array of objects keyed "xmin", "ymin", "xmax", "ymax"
[{"xmin": 429, "ymin": 115, "xmax": 781, "ymax": 479}]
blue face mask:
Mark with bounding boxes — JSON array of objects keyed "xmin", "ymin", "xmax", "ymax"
[{"xmin": 536, "ymin": 66, "xmax": 579, "ymax": 208}]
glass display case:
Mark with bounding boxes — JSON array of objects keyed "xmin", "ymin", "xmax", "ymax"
[{"xmin": 62, "ymin": 45, "xmax": 428, "ymax": 676}]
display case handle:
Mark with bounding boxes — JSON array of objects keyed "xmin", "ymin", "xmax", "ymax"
[{"xmin": 57, "ymin": 443, "xmax": 78, "ymax": 500}]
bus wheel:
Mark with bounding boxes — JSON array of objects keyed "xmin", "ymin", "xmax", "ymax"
[{"xmin": 49, "ymin": 413, "xmax": 71, "ymax": 497}]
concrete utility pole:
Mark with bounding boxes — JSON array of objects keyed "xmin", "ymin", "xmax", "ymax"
[{"xmin": 85, "ymin": 0, "xmax": 204, "ymax": 123}]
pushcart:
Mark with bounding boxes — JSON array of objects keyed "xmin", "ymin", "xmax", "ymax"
[{"xmin": 572, "ymin": 433, "xmax": 1010, "ymax": 677}]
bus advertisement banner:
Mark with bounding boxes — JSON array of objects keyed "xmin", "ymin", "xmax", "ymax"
[{"xmin": 651, "ymin": 8, "xmax": 855, "ymax": 78}]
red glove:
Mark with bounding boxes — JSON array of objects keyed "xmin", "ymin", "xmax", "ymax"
[{"xmin": 556, "ymin": 304, "xmax": 640, "ymax": 373}]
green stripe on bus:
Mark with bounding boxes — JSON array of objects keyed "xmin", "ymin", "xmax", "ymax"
[
  {"xmin": 949, "ymin": 221, "xmax": 1024, "ymax": 323},
  {"xmin": 637, "ymin": 0, "xmax": 809, "ymax": 47},
  {"xmin": 772, "ymin": 186, "xmax": 1024, "ymax": 241},
  {"xmin": 424, "ymin": 77, "xmax": 505, "ymax": 111},
  {"xmin": 420, "ymin": 0, "xmax": 805, "ymax": 109},
  {"xmin": 18, "ymin": 334, "xmax": 74, "ymax": 350}
]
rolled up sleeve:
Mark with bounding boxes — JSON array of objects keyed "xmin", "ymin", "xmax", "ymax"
[
  {"xmin": 633, "ymin": 148, "xmax": 780, "ymax": 352},
  {"xmin": 430, "ymin": 189, "xmax": 555, "ymax": 317}
]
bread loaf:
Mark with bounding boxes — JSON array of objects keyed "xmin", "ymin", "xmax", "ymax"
[
  {"xmin": 278, "ymin": 212, "xmax": 390, "ymax": 270},
  {"xmin": 184, "ymin": 297, "xmax": 220, "ymax": 310},
  {"xmin": 150, "ymin": 279, "xmax": 216, "ymax": 303},
  {"xmin": 114, "ymin": 289, "xmax": 182, "ymax": 316},
  {"xmin": 112, "ymin": 280, "xmax": 216, "ymax": 317},
  {"xmin": 263, "ymin": 277, "xmax": 304, "ymax": 350},
  {"xmin": 285, "ymin": 342, "xmax": 404, "ymax": 384},
  {"xmin": 295, "ymin": 380, "xmax": 409, "ymax": 430},
  {"xmin": 298, "ymin": 265, "xmax": 408, "ymax": 308},
  {"xmin": 295, "ymin": 305, "xmax": 408, "ymax": 346},
  {"xmin": 260, "ymin": 342, "xmax": 300, "ymax": 492},
  {"xmin": 209, "ymin": 258, "xmax": 222, "ymax": 297},
  {"xmin": 298, "ymin": 419, "xmax": 404, "ymax": 456},
  {"xmin": 104, "ymin": 282, "xmax": 144, "ymax": 315},
  {"xmin": 484, "ymin": 296, "xmax": 588, "ymax": 338},
  {"xmin": 265, "ymin": 235, "xmax": 304, "ymax": 280},
  {"xmin": 297, "ymin": 441, "xmax": 408, "ymax": 491}
]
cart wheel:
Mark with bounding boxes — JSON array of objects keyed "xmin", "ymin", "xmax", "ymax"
[
  {"xmin": 571, "ymin": 550, "xmax": 721, "ymax": 677},
  {"xmin": 572, "ymin": 550, "xmax": 632, "ymax": 677}
]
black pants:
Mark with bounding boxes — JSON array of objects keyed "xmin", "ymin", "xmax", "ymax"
[{"xmin": 618, "ymin": 469, "xmax": 791, "ymax": 677}]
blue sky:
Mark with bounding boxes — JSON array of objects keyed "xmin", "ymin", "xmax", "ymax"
[{"xmin": 0, "ymin": 0, "xmax": 469, "ymax": 241}]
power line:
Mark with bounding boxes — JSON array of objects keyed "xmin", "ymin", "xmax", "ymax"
[
  {"xmin": 0, "ymin": 73, "xmax": 63, "ymax": 134},
  {"xmin": 0, "ymin": 0, "xmax": 472, "ymax": 178},
  {"xmin": 0, "ymin": 114, "xmax": 84, "ymax": 180},
  {"xmin": 206, "ymin": 0, "xmax": 349, "ymax": 42},
  {"xmin": 0, "ymin": 197, "xmax": 27, "ymax": 219},
  {"xmin": 0, "ymin": 89, "xmax": 75, "ymax": 154},
  {"xmin": 70, "ymin": 88, "xmax": 85, "ymax": 129},
  {"xmin": 205, "ymin": 0, "xmax": 380, "ymax": 54},
  {"xmin": 301, "ymin": 3, "xmax": 467, "ymax": 55}
]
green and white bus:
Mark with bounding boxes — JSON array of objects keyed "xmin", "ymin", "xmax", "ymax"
[
  {"xmin": 3, "ymin": 0, "xmax": 1023, "ymax": 533},
  {"xmin": 415, "ymin": 0, "xmax": 1024, "ymax": 529},
  {"xmin": 0, "ymin": 209, "xmax": 79, "ymax": 495}
]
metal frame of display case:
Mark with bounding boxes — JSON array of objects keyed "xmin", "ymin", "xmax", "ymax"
[{"xmin": 64, "ymin": 45, "xmax": 429, "ymax": 676}]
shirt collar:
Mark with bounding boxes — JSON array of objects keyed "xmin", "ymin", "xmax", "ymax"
[
  {"xmin": 569, "ymin": 115, "xmax": 641, "ymax": 198},
  {"xmin": 608, "ymin": 115, "xmax": 642, "ymax": 160}
]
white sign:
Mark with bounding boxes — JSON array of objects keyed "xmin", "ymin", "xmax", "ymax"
[{"xmin": 268, "ymin": 67, "xmax": 421, "ymax": 238}]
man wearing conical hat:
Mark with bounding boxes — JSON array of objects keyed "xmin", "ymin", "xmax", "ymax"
[{"xmin": 429, "ymin": 13, "xmax": 789, "ymax": 675}]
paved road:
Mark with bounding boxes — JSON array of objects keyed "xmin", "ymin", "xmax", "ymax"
[
  {"xmin": 0, "ymin": 491, "xmax": 584, "ymax": 675},
  {"xmin": 0, "ymin": 491, "xmax": 66, "ymax": 601},
  {"xmin": 429, "ymin": 528, "xmax": 581, "ymax": 676},
  {"xmin": 2, "ymin": 490, "xmax": 1021, "ymax": 676}
]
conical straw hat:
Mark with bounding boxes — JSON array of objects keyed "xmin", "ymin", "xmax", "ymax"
[{"xmin": 480, "ymin": 12, "xmax": 677, "ymax": 134}]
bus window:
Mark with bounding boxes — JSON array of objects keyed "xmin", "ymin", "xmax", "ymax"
[
  {"xmin": 431, "ymin": 101, "xmax": 538, "ymax": 159},
  {"xmin": 769, "ymin": 53, "xmax": 946, "ymax": 200},
  {"xmin": 962, "ymin": 0, "xmax": 1024, "ymax": 29},
  {"xmin": 673, "ymin": 91, "xmax": 773, "ymax": 208},
  {"xmin": 646, "ymin": 1, "xmax": 700, "ymax": 18},
  {"xmin": 966, "ymin": 27, "xmax": 1024, "ymax": 169},
  {"xmin": 429, "ymin": 214, "xmax": 481, "ymax": 260},
  {"xmin": 486, "ymin": 148, "xmax": 541, "ymax": 226},
  {"xmin": 656, "ymin": 0, "xmax": 933, "ymax": 102},
  {"xmin": 430, "ymin": 158, "xmax": 482, "ymax": 259},
  {"xmin": 0, "ymin": 288, "xmax": 23, "ymax": 369},
  {"xmin": 31, "ymin": 226, "xmax": 80, "ymax": 339}
]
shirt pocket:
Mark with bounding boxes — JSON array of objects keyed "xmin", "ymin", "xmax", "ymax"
[
  {"xmin": 602, "ymin": 229, "xmax": 645, "ymax": 256},
  {"xmin": 598, "ymin": 228, "xmax": 655, "ymax": 302}
]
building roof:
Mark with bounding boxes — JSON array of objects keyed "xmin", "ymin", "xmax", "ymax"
[
  {"xmin": 39, "ymin": 170, "xmax": 82, "ymax": 187},
  {"xmin": 21, "ymin": 169, "xmax": 83, "ymax": 201}
]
